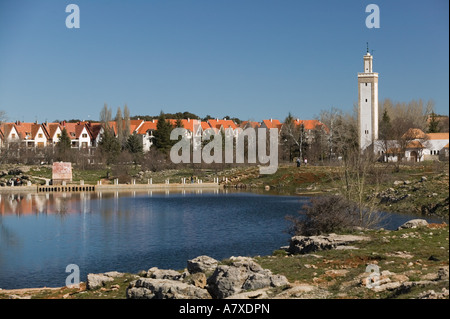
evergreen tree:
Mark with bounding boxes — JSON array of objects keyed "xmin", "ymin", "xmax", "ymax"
[
  {"xmin": 427, "ymin": 112, "xmax": 440, "ymax": 133},
  {"xmin": 379, "ymin": 108, "xmax": 392, "ymax": 140},
  {"xmin": 123, "ymin": 104, "xmax": 131, "ymax": 144},
  {"xmin": 126, "ymin": 134, "xmax": 143, "ymax": 154},
  {"xmin": 175, "ymin": 118, "xmax": 183, "ymax": 128},
  {"xmin": 115, "ymin": 107, "xmax": 123, "ymax": 146},
  {"xmin": 55, "ymin": 128, "xmax": 72, "ymax": 162},
  {"xmin": 99, "ymin": 128, "xmax": 121, "ymax": 165},
  {"xmin": 126, "ymin": 134, "xmax": 144, "ymax": 165},
  {"xmin": 153, "ymin": 111, "xmax": 173, "ymax": 152}
]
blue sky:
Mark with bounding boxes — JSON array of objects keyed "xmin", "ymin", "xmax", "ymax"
[{"xmin": 0, "ymin": 0, "xmax": 448, "ymax": 123}]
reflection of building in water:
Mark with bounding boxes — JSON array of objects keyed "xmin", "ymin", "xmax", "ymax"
[
  {"xmin": 0, "ymin": 193, "xmax": 82, "ymax": 215},
  {"xmin": 0, "ymin": 189, "xmax": 223, "ymax": 215},
  {"xmin": 80, "ymin": 192, "xmax": 91, "ymax": 214}
]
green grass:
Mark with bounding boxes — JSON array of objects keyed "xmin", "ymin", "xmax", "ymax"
[{"xmin": 256, "ymin": 225, "xmax": 449, "ymax": 299}]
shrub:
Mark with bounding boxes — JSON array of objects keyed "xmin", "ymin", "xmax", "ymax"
[{"xmin": 286, "ymin": 195, "xmax": 360, "ymax": 236}]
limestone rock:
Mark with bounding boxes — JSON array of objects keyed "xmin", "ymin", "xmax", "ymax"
[
  {"xmin": 187, "ymin": 272, "xmax": 207, "ymax": 289},
  {"xmin": 206, "ymin": 257, "xmax": 289, "ymax": 299},
  {"xmin": 288, "ymin": 233, "xmax": 369, "ymax": 255},
  {"xmin": 126, "ymin": 278, "xmax": 211, "ymax": 299},
  {"xmin": 397, "ymin": 219, "xmax": 429, "ymax": 230},
  {"xmin": 147, "ymin": 267, "xmax": 184, "ymax": 280},
  {"xmin": 86, "ymin": 273, "xmax": 115, "ymax": 290},
  {"xmin": 187, "ymin": 255, "xmax": 218, "ymax": 274}
]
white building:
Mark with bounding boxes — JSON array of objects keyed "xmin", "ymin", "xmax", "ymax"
[{"xmin": 358, "ymin": 51, "xmax": 379, "ymax": 151}]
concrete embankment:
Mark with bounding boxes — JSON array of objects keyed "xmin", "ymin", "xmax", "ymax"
[{"xmin": 0, "ymin": 182, "xmax": 222, "ymax": 194}]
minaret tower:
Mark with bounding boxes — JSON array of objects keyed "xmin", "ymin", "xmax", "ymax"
[{"xmin": 358, "ymin": 44, "xmax": 379, "ymax": 150}]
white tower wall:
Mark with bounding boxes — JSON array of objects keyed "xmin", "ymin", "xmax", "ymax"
[{"xmin": 358, "ymin": 52, "xmax": 379, "ymax": 151}]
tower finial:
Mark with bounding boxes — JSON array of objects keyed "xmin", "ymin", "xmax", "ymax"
[{"xmin": 366, "ymin": 42, "xmax": 369, "ymax": 53}]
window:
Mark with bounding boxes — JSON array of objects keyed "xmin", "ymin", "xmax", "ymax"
[
  {"xmin": 365, "ymin": 83, "xmax": 368, "ymax": 86},
  {"xmin": 365, "ymin": 99, "xmax": 368, "ymax": 102},
  {"xmin": 57, "ymin": 134, "xmax": 61, "ymax": 138},
  {"xmin": 82, "ymin": 133, "xmax": 88, "ymax": 138},
  {"xmin": 38, "ymin": 133, "xmax": 43, "ymax": 138},
  {"xmin": 11, "ymin": 133, "xmax": 16, "ymax": 138}
]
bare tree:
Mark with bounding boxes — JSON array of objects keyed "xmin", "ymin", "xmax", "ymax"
[
  {"xmin": 333, "ymin": 148, "xmax": 385, "ymax": 228},
  {"xmin": 280, "ymin": 113, "xmax": 305, "ymax": 161},
  {"xmin": 100, "ymin": 103, "xmax": 112, "ymax": 129},
  {"xmin": 319, "ymin": 107, "xmax": 358, "ymax": 161},
  {"xmin": 0, "ymin": 110, "xmax": 6, "ymax": 123}
]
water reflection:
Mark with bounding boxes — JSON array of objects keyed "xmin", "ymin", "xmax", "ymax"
[{"xmin": 0, "ymin": 189, "xmax": 224, "ymax": 216}]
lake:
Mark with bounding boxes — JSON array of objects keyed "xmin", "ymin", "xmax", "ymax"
[{"xmin": 0, "ymin": 190, "xmax": 446, "ymax": 289}]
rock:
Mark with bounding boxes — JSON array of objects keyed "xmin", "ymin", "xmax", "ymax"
[
  {"xmin": 187, "ymin": 272, "xmax": 207, "ymax": 289},
  {"xmin": 147, "ymin": 267, "xmax": 184, "ymax": 280},
  {"xmin": 242, "ymin": 272, "xmax": 273, "ymax": 290},
  {"xmin": 225, "ymin": 288, "xmax": 269, "ymax": 299},
  {"xmin": 86, "ymin": 273, "xmax": 115, "ymax": 290},
  {"xmin": 373, "ymin": 281, "xmax": 402, "ymax": 292},
  {"xmin": 437, "ymin": 266, "xmax": 449, "ymax": 280},
  {"xmin": 187, "ymin": 255, "xmax": 218, "ymax": 274},
  {"xmin": 420, "ymin": 176, "xmax": 428, "ymax": 182},
  {"xmin": 103, "ymin": 271, "xmax": 123, "ymax": 278},
  {"xmin": 288, "ymin": 234, "xmax": 370, "ymax": 255},
  {"xmin": 206, "ymin": 257, "xmax": 289, "ymax": 299},
  {"xmin": 207, "ymin": 265, "xmax": 243, "ymax": 299},
  {"xmin": 418, "ymin": 288, "xmax": 449, "ymax": 299},
  {"xmin": 397, "ymin": 219, "xmax": 429, "ymax": 230},
  {"xmin": 276, "ymin": 284, "xmax": 330, "ymax": 299},
  {"xmin": 126, "ymin": 278, "xmax": 211, "ymax": 299}
]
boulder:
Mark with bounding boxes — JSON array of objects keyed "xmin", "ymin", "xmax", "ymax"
[
  {"xmin": 187, "ymin": 255, "xmax": 218, "ymax": 274},
  {"xmin": 397, "ymin": 219, "xmax": 429, "ymax": 230},
  {"xmin": 86, "ymin": 273, "xmax": 115, "ymax": 290},
  {"xmin": 146, "ymin": 267, "xmax": 184, "ymax": 280},
  {"xmin": 206, "ymin": 257, "xmax": 289, "ymax": 299},
  {"xmin": 288, "ymin": 234, "xmax": 370, "ymax": 255},
  {"xmin": 126, "ymin": 278, "xmax": 211, "ymax": 299}
]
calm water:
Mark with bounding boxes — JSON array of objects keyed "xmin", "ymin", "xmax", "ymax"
[{"xmin": 0, "ymin": 190, "xmax": 445, "ymax": 289}]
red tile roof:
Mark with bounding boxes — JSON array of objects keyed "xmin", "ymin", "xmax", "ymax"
[
  {"xmin": 293, "ymin": 119, "xmax": 329, "ymax": 133},
  {"xmin": 61, "ymin": 122, "xmax": 93, "ymax": 140},
  {"xmin": 402, "ymin": 128, "xmax": 426, "ymax": 140},
  {"xmin": 262, "ymin": 119, "xmax": 283, "ymax": 130},
  {"xmin": 137, "ymin": 121, "xmax": 158, "ymax": 134},
  {"xmin": 427, "ymin": 132, "xmax": 449, "ymax": 140},
  {"xmin": 240, "ymin": 121, "xmax": 261, "ymax": 129},
  {"xmin": 207, "ymin": 119, "xmax": 237, "ymax": 130}
]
